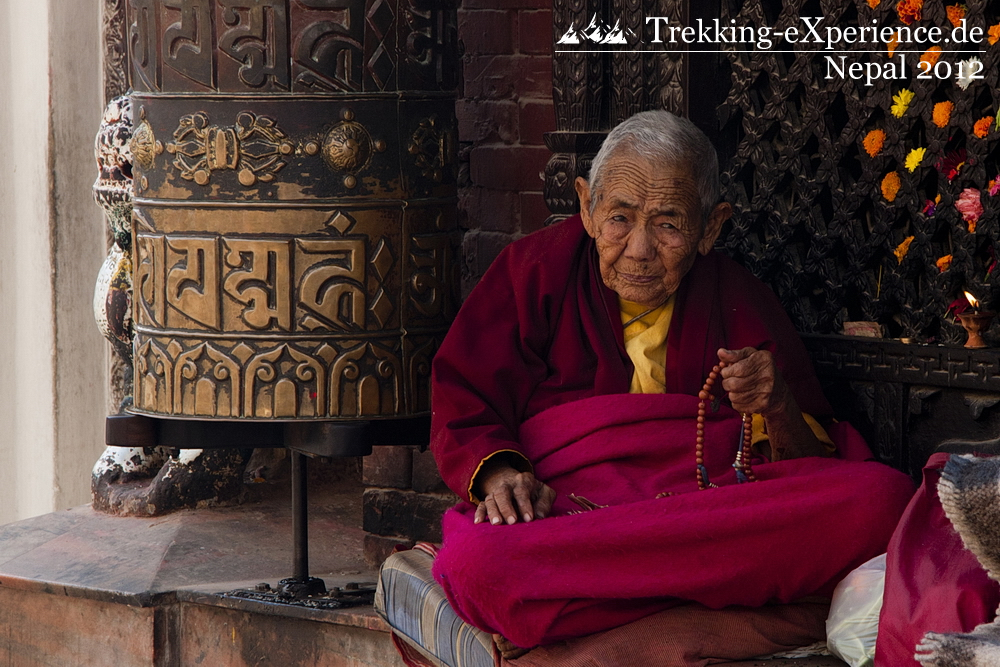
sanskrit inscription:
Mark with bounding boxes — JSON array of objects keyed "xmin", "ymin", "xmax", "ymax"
[
  {"xmin": 162, "ymin": 0, "xmax": 214, "ymax": 88},
  {"xmin": 165, "ymin": 236, "xmax": 221, "ymax": 330},
  {"xmin": 408, "ymin": 232, "xmax": 456, "ymax": 320},
  {"xmin": 218, "ymin": 0, "xmax": 291, "ymax": 89},
  {"xmin": 223, "ymin": 239, "xmax": 293, "ymax": 331},
  {"xmin": 136, "ymin": 232, "xmax": 399, "ymax": 334},
  {"xmin": 293, "ymin": 0, "xmax": 365, "ymax": 92}
]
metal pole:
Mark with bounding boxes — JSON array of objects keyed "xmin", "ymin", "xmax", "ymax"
[
  {"xmin": 292, "ymin": 450, "xmax": 309, "ymax": 580},
  {"xmin": 279, "ymin": 450, "xmax": 326, "ymax": 598}
]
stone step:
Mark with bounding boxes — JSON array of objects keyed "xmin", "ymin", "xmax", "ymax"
[{"xmin": 0, "ymin": 480, "xmax": 846, "ymax": 666}]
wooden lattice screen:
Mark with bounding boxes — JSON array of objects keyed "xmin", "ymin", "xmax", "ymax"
[{"xmin": 715, "ymin": 0, "xmax": 1000, "ymax": 344}]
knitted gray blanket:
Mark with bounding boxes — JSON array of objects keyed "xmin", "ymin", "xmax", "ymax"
[{"xmin": 916, "ymin": 454, "xmax": 1000, "ymax": 666}]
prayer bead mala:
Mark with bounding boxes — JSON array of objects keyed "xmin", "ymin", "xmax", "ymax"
[{"xmin": 696, "ymin": 361, "xmax": 757, "ymax": 490}]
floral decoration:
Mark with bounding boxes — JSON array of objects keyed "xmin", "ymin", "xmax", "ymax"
[
  {"xmin": 894, "ymin": 236, "xmax": 915, "ymax": 263},
  {"xmin": 956, "ymin": 188, "xmax": 983, "ymax": 232},
  {"xmin": 989, "ymin": 176, "xmax": 1000, "ymax": 196},
  {"xmin": 882, "ymin": 171, "xmax": 901, "ymax": 202},
  {"xmin": 947, "ymin": 297, "xmax": 971, "ymax": 320},
  {"xmin": 974, "ymin": 117, "xmax": 992, "ymax": 139},
  {"xmin": 937, "ymin": 149, "xmax": 967, "ymax": 181},
  {"xmin": 891, "ymin": 89, "xmax": 915, "ymax": 118},
  {"xmin": 923, "ymin": 196, "xmax": 940, "ymax": 216},
  {"xmin": 990, "ymin": 23, "xmax": 1000, "ymax": 45},
  {"xmin": 936, "ymin": 255, "xmax": 953, "ymax": 272},
  {"xmin": 945, "ymin": 5, "xmax": 966, "ymax": 28},
  {"xmin": 863, "ymin": 129, "xmax": 886, "ymax": 157},
  {"xmin": 867, "ymin": 0, "xmax": 881, "ymax": 7},
  {"xmin": 905, "ymin": 147, "xmax": 926, "ymax": 172},
  {"xmin": 957, "ymin": 57, "xmax": 981, "ymax": 90},
  {"xmin": 933, "ymin": 101, "xmax": 954, "ymax": 127},
  {"xmin": 896, "ymin": 0, "xmax": 923, "ymax": 25},
  {"xmin": 888, "ymin": 34, "xmax": 900, "ymax": 57},
  {"xmin": 919, "ymin": 46, "xmax": 943, "ymax": 69}
]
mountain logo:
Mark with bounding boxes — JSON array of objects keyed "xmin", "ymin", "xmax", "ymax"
[{"xmin": 557, "ymin": 15, "xmax": 637, "ymax": 45}]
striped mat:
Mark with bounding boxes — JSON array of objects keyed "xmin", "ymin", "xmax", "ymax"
[{"xmin": 375, "ymin": 544, "xmax": 495, "ymax": 667}]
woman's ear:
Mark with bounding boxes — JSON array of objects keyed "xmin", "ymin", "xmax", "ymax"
[
  {"xmin": 575, "ymin": 177, "xmax": 598, "ymax": 238},
  {"xmin": 698, "ymin": 202, "xmax": 732, "ymax": 255}
]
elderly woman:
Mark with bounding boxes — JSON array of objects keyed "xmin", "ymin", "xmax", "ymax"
[{"xmin": 413, "ymin": 111, "xmax": 913, "ymax": 660}]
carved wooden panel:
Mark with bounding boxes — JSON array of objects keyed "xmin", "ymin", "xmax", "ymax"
[
  {"xmin": 807, "ymin": 334, "xmax": 1000, "ymax": 474},
  {"xmin": 545, "ymin": 0, "xmax": 688, "ymax": 223},
  {"xmin": 105, "ymin": 0, "xmax": 131, "ymax": 103},
  {"xmin": 716, "ymin": 0, "xmax": 1000, "ymax": 345}
]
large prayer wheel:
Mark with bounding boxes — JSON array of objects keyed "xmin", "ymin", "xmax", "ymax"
[{"xmin": 126, "ymin": 0, "xmax": 459, "ymax": 422}]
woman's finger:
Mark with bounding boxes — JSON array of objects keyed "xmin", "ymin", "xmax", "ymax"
[{"xmin": 534, "ymin": 485, "xmax": 556, "ymax": 519}]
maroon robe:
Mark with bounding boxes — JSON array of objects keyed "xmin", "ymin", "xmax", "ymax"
[
  {"xmin": 432, "ymin": 214, "xmax": 834, "ymax": 499},
  {"xmin": 429, "ymin": 216, "xmax": 914, "ymax": 649}
]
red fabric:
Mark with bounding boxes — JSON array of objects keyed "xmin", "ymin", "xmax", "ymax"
[
  {"xmin": 430, "ymin": 215, "xmax": 833, "ymax": 500},
  {"xmin": 391, "ymin": 631, "xmax": 447, "ymax": 667},
  {"xmin": 432, "ymin": 394, "xmax": 914, "ymax": 649},
  {"xmin": 505, "ymin": 600, "xmax": 831, "ymax": 667},
  {"xmin": 874, "ymin": 452, "xmax": 1000, "ymax": 666}
]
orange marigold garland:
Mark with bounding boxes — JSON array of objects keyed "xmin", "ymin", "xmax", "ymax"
[
  {"xmin": 920, "ymin": 46, "xmax": 943, "ymax": 69},
  {"xmin": 936, "ymin": 255, "xmax": 953, "ymax": 272},
  {"xmin": 894, "ymin": 236, "xmax": 915, "ymax": 264},
  {"xmin": 933, "ymin": 101, "xmax": 954, "ymax": 128},
  {"xmin": 887, "ymin": 34, "xmax": 900, "ymax": 57},
  {"xmin": 867, "ymin": 0, "xmax": 881, "ymax": 7},
  {"xmin": 863, "ymin": 129, "xmax": 886, "ymax": 157},
  {"xmin": 974, "ymin": 117, "xmax": 992, "ymax": 139},
  {"xmin": 990, "ymin": 24, "xmax": 1000, "ymax": 45},
  {"xmin": 896, "ymin": 0, "xmax": 923, "ymax": 25},
  {"xmin": 946, "ymin": 5, "xmax": 967, "ymax": 28},
  {"xmin": 882, "ymin": 172, "xmax": 901, "ymax": 202}
]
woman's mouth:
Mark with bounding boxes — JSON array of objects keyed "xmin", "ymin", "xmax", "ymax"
[{"xmin": 620, "ymin": 273, "xmax": 659, "ymax": 285}]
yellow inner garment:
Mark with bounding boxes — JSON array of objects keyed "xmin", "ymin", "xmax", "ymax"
[
  {"xmin": 619, "ymin": 296, "xmax": 834, "ymax": 450},
  {"xmin": 620, "ymin": 296, "xmax": 675, "ymax": 394}
]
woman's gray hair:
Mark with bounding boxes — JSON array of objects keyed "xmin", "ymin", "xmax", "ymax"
[{"xmin": 587, "ymin": 110, "xmax": 721, "ymax": 221}]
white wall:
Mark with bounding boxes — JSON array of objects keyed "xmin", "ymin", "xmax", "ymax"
[{"xmin": 0, "ymin": 0, "xmax": 107, "ymax": 523}]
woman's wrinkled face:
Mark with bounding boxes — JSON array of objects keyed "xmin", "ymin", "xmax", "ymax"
[{"xmin": 576, "ymin": 156, "xmax": 730, "ymax": 308}]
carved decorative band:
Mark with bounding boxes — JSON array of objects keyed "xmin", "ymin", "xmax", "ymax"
[
  {"xmin": 130, "ymin": 99, "xmax": 458, "ymax": 199},
  {"xmin": 803, "ymin": 334, "xmax": 1000, "ymax": 391},
  {"xmin": 131, "ymin": 333, "xmax": 438, "ymax": 419}
]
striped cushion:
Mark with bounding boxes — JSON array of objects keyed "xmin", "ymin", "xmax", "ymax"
[{"xmin": 375, "ymin": 546, "xmax": 495, "ymax": 667}]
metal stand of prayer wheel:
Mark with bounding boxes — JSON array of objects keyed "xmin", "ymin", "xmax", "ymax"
[{"xmin": 277, "ymin": 451, "xmax": 328, "ymax": 600}]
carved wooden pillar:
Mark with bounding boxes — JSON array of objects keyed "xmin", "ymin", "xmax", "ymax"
[
  {"xmin": 544, "ymin": 0, "xmax": 688, "ymax": 222},
  {"xmin": 101, "ymin": 0, "xmax": 133, "ymax": 415}
]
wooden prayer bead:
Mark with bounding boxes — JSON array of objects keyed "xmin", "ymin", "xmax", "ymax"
[{"xmin": 695, "ymin": 360, "xmax": 755, "ymax": 490}]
